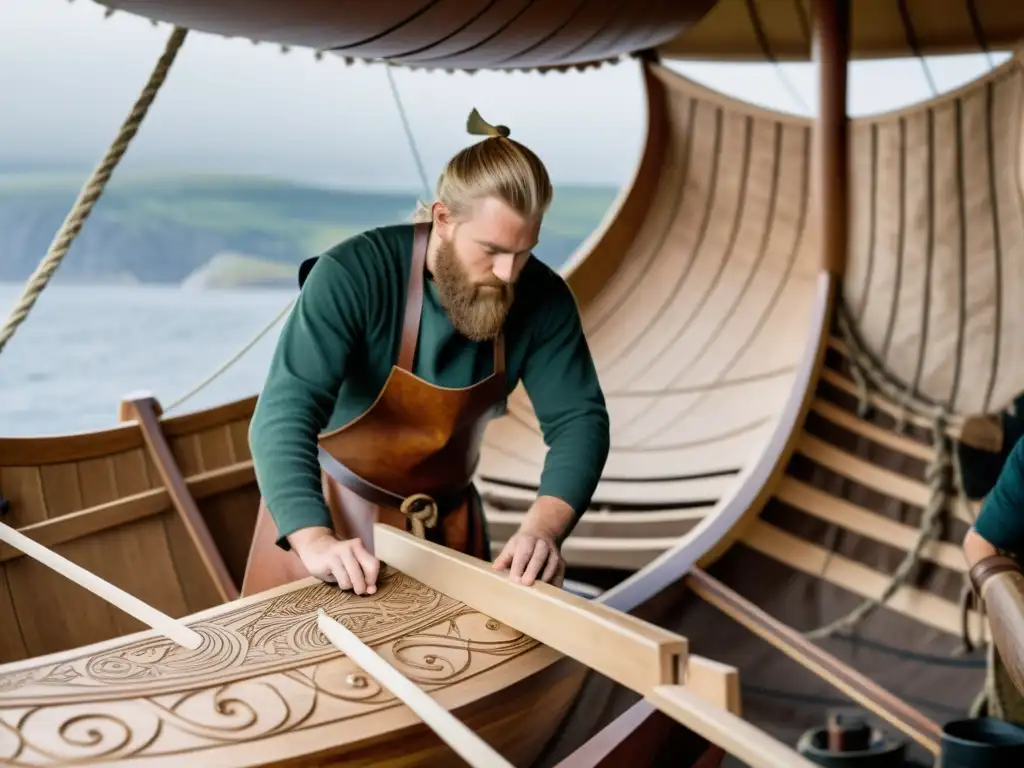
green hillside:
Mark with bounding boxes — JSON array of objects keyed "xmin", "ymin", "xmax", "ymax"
[{"xmin": 0, "ymin": 172, "xmax": 620, "ymax": 287}]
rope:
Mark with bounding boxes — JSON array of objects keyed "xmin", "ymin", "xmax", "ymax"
[
  {"xmin": 804, "ymin": 294, "xmax": 963, "ymax": 641},
  {"xmin": 384, "ymin": 64, "xmax": 432, "ymax": 200},
  {"xmin": 804, "ymin": 409, "xmax": 951, "ymax": 640},
  {"xmin": 0, "ymin": 26, "xmax": 189, "ymax": 357},
  {"xmin": 834, "ymin": 299, "xmax": 957, "ymax": 425},
  {"xmin": 162, "ymin": 296, "xmax": 295, "ymax": 413},
  {"xmin": 150, "ymin": 59, "xmax": 430, "ymax": 415}
]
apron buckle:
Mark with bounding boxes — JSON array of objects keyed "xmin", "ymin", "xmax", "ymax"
[{"xmin": 400, "ymin": 493, "xmax": 439, "ymax": 539}]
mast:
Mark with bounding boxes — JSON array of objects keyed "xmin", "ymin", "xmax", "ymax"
[{"xmin": 812, "ymin": 0, "xmax": 850, "ymax": 277}]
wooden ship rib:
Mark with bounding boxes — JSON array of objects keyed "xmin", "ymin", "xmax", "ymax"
[{"xmin": 4, "ymin": 0, "xmax": 1024, "ymax": 765}]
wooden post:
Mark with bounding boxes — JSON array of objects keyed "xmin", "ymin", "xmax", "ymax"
[
  {"xmin": 812, "ymin": 0, "xmax": 850, "ymax": 276},
  {"xmin": 120, "ymin": 392, "xmax": 239, "ymax": 602}
]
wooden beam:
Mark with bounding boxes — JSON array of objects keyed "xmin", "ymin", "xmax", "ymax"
[
  {"xmin": 684, "ymin": 567, "xmax": 943, "ymax": 755},
  {"xmin": 812, "ymin": 0, "xmax": 851, "ymax": 276},
  {"xmin": 120, "ymin": 393, "xmax": 238, "ymax": 601},
  {"xmin": 647, "ymin": 685, "xmax": 817, "ymax": 768},
  {"xmin": 0, "ymin": 460, "xmax": 254, "ymax": 564},
  {"xmin": 373, "ymin": 524, "xmax": 687, "ymax": 696}
]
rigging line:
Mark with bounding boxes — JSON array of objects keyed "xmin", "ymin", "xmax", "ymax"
[
  {"xmin": 0, "ymin": 26, "xmax": 189, "ymax": 358},
  {"xmin": 774, "ymin": 63, "xmax": 811, "ymax": 115},
  {"xmin": 742, "ymin": 0, "xmax": 809, "ymax": 114},
  {"xmin": 896, "ymin": 0, "xmax": 938, "ymax": 98},
  {"xmin": 162, "ymin": 296, "xmax": 295, "ymax": 413},
  {"xmin": 384, "ymin": 63, "xmax": 432, "ymax": 200},
  {"xmin": 965, "ymin": 0, "xmax": 995, "ymax": 70}
]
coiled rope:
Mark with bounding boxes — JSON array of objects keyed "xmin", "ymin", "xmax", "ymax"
[{"xmin": 0, "ymin": 26, "xmax": 189, "ymax": 357}]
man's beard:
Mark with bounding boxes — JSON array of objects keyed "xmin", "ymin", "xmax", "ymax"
[{"xmin": 433, "ymin": 237, "xmax": 514, "ymax": 342}]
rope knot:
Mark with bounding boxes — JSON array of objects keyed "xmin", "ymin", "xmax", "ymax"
[{"xmin": 400, "ymin": 493, "xmax": 439, "ymax": 539}]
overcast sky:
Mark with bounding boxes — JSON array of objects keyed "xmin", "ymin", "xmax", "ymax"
[{"xmin": 0, "ymin": 0, "xmax": 1009, "ymax": 191}]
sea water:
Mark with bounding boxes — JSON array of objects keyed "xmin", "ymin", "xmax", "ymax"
[{"xmin": 0, "ymin": 282, "xmax": 294, "ymax": 436}]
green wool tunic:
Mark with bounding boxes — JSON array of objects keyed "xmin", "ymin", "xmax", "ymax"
[
  {"xmin": 249, "ymin": 223, "xmax": 610, "ymax": 549},
  {"xmin": 974, "ymin": 433, "xmax": 1024, "ymax": 557}
]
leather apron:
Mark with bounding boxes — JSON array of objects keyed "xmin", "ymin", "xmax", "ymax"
[{"xmin": 240, "ymin": 222, "xmax": 507, "ymax": 597}]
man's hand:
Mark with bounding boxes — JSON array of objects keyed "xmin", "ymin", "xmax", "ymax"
[
  {"xmin": 492, "ymin": 496, "xmax": 573, "ymax": 587},
  {"xmin": 493, "ymin": 527, "xmax": 565, "ymax": 586},
  {"xmin": 288, "ymin": 527, "xmax": 380, "ymax": 595}
]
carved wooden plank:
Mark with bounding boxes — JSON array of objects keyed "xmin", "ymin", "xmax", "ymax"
[
  {"xmin": 120, "ymin": 394, "xmax": 238, "ymax": 601},
  {"xmin": 317, "ymin": 609, "xmax": 514, "ymax": 768},
  {"xmin": 374, "ymin": 524, "xmax": 686, "ymax": 696}
]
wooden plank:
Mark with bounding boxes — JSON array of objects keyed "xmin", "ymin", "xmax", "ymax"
[
  {"xmin": 0, "ymin": 520, "xmax": 202, "ymax": 650},
  {"xmin": 776, "ymin": 478, "xmax": 967, "ymax": 572},
  {"xmin": 684, "ymin": 567, "xmax": 943, "ymax": 755},
  {"xmin": 741, "ymin": 519, "xmax": 978, "ymax": 637},
  {"xmin": 120, "ymin": 394, "xmax": 238, "ymax": 601},
  {"xmin": 646, "ymin": 685, "xmax": 816, "ymax": 768},
  {"xmin": 0, "ymin": 460, "xmax": 254, "ymax": 564},
  {"xmin": 373, "ymin": 524, "xmax": 687, "ymax": 696},
  {"xmin": 809, "ymin": 398, "xmax": 934, "ymax": 460}
]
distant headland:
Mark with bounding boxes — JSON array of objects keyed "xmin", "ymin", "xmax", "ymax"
[{"xmin": 0, "ymin": 172, "xmax": 619, "ymax": 289}]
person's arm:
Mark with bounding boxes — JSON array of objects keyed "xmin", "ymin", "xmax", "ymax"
[
  {"xmin": 518, "ymin": 278, "xmax": 610, "ymax": 542},
  {"xmin": 249, "ymin": 252, "xmax": 367, "ymax": 550},
  {"xmin": 964, "ymin": 434, "xmax": 1024, "ymax": 568}
]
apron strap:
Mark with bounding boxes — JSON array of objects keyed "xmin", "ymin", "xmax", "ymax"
[
  {"xmin": 493, "ymin": 334, "xmax": 506, "ymax": 376},
  {"xmin": 397, "ymin": 222, "xmax": 430, "ymax": 372}
]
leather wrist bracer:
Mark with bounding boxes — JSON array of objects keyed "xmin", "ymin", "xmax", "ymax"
[{"xmin": 969, "ymin": 554, "xmax": 1022, "ymax": 597}]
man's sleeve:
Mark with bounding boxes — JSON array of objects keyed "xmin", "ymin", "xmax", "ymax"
[
  {"xmin": 974, "ymin": 433, "xmax": 1024, "ymax": 554},
  {"xmin": 249, "ymin": 252, "xmax": 367, "ymax": 549},
  {"xmin": 519, "ymin": 277, "xmax": 610, "ymax": 537}
]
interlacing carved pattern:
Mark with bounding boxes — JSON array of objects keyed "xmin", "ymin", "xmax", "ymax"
[{"xmin": 0, "ymin": 568, "xmax": 538, "ymax": 765}]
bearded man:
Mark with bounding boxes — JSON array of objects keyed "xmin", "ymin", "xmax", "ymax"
[{"xmin": 241, "ymin": 110, "xmax": 610, "ymax": 598}]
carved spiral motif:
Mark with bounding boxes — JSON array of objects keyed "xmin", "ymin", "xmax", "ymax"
[
  {"xmin": 15, "ymin": 702, "xmax": 160, "ymax": 763},
  {"xmin": 310, "ymin": 659, "xmax": 387, "ymax": 704},
  {"xmin": 86, "ymin": 623, "xmax": 245, "ymax": 684},
  {"xmin": 0, "ymin": 571, "xmax": 549, "ymax": 765},
  {"xmin": 151, "ymin": 676, "xmax": 311, "ymax": 743}
]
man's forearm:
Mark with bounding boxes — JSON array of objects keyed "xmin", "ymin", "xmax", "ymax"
[
  {"xmin": 534, "ymin": 414, "xmax": 609, "ymax": 540},
  {"xmin": 250, "ymin": 393, "xmax": 335, "ymax": 550},
  {"xmin": 520, "ymin": 495, "xmax": 575, "ymax": 540}
]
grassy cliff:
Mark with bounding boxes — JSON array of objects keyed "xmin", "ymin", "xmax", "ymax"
[{"xmin": 0, "ymin": 173, "xmax": 619, "ymax": 287}]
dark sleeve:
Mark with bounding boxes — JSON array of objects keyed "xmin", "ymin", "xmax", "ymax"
[
  {"xmin": 973, "ymin": 433, "xmax": 1024, "ymax": 554},
  {"xmin": 519, "ymin": 277, "xmax": 610, "ymax": 537},
  {"xmin": 249, "ymin": 251, "xmax": 368, "ymax": 549}
]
